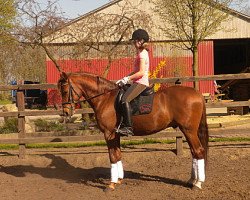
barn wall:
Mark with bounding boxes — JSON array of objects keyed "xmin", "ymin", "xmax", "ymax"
[
  {"xmin": 44, "ymin": 0, "xmax": 250, "ymax": 44},
  {"xmin": 47, "ymin": 41, "xmax": 214, "ymax": 105}
]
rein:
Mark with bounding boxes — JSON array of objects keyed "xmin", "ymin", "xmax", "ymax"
[
  {"xmin": 61, "ymin": 80, "xmax": 117, "ymax": 106},
  {"xmin": 80, "ymin": 88, "xmax": 117, "ymax": 103}
]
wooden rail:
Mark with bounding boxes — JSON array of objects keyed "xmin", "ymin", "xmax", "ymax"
[
  {"xmin": 0, "ymin": 72, "xmax": 249, "ymax": 158},
  {"xmin": 150, "ymin": 72, "xmax": 250, "ymax": 84},
  {"xmin": 0, "ymin": 100, "xmax": 250, "ymax": 119}
]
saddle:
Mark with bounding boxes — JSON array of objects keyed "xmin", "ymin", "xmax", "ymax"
[{"xmin": 115, "ymin": 84, "xmax": 155, "ymax": 116}]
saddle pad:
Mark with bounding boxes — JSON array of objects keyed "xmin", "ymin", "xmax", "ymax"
[{"xmin": 131, "ymin": 94, "xmax": 154, "ymax": 116}]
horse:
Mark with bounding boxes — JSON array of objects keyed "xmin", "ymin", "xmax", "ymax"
[{"xmin": 58, "ymin": 72, "xmax": 209, "ymax": 191}]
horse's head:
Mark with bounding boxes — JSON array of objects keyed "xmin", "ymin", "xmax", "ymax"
[
  {"xmin": 58, "ymin": 72, "xmax": 82, "ymax": 117},
  {"xmin": 58, "ymin": 71, "xmax": 118, "ymax": 117}
]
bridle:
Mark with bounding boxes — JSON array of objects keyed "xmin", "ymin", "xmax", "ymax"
[
  {"xmin": 60, "ymin": 80, "xmax": 81, "ymax": 116},
  {"xmin": 61, "ymin": 81, "xmax": 81, "ymax": 106},
  {"xmin": 60, "ymin": 79, "xmax": 117, "ymax": 116}
]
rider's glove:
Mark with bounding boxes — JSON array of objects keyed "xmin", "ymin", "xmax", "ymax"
[{"xmin": 116, "ymin": 76, "xmax": 130, "ymax": 86}]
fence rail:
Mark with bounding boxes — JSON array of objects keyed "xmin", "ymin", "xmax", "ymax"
[
  {"xmin": 0, "ymin": 73, "xmax": 249, "ymax": 158},
  {"xmin": 150, "ymin": 72, "xmax": 250, "ymax": 83}
]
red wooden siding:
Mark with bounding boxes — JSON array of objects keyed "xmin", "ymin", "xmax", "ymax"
[
  {"xmin": 198, "ymin": 41, "xmax": 214, "ymax": 94},
  {"xmin": 46, "ymin": 41, "xmax": 214, "ymax": 105}
]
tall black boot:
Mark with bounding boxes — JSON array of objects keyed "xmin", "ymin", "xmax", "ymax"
[{"xmin": 118, "ymin": 102, "xmax": 134, "ymax": 136}]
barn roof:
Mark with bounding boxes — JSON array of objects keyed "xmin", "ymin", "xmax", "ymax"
[{"xmin": 44, "ymin": 0, "xmax": 250, "ymax": 43}]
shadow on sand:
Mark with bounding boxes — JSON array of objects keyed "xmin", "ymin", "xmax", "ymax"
[{"xmin": 0, "ymin": 153, "xmax": 189, "ymax": 190}]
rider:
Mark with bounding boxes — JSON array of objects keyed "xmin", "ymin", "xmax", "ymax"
[{"xmin": 116, "ymin": 29, "xmax": 150, "ymax": 136}]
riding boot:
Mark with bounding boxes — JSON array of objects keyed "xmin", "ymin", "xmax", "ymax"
[{"xmin": 118, "ymin": 102, "xmax": 134, "ymax": 136}]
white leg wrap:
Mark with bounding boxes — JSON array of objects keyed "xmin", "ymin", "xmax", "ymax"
[
  {"xmin": 192, "ymin": 158, "xmax": 198, "ymax": 180},
  {"xmin": 188, "ymin": 158, "xmax": 198, "ymax": 185},
  {"xmin": 117, "ymin": 161, "xmax": 124, "ymax": 179},
  {"xmin": 197, "ymin": 159, "xmax": 205, "ymax": 182},
  {"xmin": 111, "ymin": 163, "xmax": 118, "ymax": 183}
]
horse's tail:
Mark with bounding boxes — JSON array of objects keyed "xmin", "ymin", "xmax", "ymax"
[{"xmin": 198, "ymin": 103, "xmax": 209, "ymax": 164}]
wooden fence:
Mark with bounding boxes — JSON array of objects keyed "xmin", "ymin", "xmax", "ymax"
[{"xmin": 0, "ymin": 73, "xmax": 249, "ymax": 158}]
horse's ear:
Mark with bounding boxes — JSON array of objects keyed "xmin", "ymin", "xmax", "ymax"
[
  {"xmin": 97, "ymin": 76, "xmax": 100, "ymax": 84},
  {"xmin": 60, "ymin": 72, "xmax": 68, "ymax": 81}
]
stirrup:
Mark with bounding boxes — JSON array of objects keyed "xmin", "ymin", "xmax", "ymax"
[{"xmin": 116, "ymin": 127, "xmax": 134, "ymax": 136}]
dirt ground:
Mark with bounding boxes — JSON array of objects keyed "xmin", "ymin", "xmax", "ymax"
[{"xmin": 0, "ymin": 140, "xmax": 249, "ymax": 200}]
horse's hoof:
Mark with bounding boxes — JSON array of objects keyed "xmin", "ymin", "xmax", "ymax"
[
  {"xmin": 192, "ymin": 185, "xmax": 202, "ymax": 190},
  {"xmin": 117, "ymin": 178, "xmax": 123, "ymax": 185},
  {"xmin": 187, "ymin": 182, "xmax": 194, "ymax": 188},
  {"xmin": 103, "ymin": 186, "xmax": 115, "ymax": 193},
  {"xmin": 103, "ymin": 183, "xmax": 116, "ymax": 192},
  {"xmin": 192, "ymin": 181, "xmax": 202, "ymax": 190},
  {"xmin": 187, "ymin": 178, "xmax": 196, "ymax": 188}
]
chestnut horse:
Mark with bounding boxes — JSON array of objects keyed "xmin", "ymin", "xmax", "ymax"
[{"xmin": 58, "ymin": 72, "xmax": 209, "ymax": 191}]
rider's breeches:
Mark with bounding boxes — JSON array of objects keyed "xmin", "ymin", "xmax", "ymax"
[{"xmin": 121, "ymin": 83, "xmax": 146, "ymax": 103}]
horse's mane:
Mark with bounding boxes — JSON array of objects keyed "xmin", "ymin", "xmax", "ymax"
[
  {"xmin": 58, "ymin": 72, "xmax": 117, "ymax": 92},
  {"xmin": 57, "ymin": 74, "xmax": 67, "ymax": 89}
]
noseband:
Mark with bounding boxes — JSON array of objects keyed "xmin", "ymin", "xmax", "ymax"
[
  {"xmin": 61, "ymin": 82, "xmax": 81, "ymax": 106},
  {"xmin": 61, "ymin": 81, "xmax": 82, "ymax": 116}
]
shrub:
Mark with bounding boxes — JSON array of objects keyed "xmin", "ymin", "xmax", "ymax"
[
  {"xmin": 0, "ymin": 92, "xmax": 12, "ymax": 101},
  {"xmin": 34, "ymin": 118, "xmax": 65, "ymax": 132},
  {"xmin": 0, "ymin": 118, "xmax": 18, "ymax": 134}
]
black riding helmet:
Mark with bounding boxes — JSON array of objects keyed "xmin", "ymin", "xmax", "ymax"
[{"xmin": 131, "ymin": 29, "xmax": 149, "ymax": 42}]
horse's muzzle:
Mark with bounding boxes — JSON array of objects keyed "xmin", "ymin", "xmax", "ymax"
[{"xmin": 62, "ymin": 106, "xmax": 74, "ymax": 117}]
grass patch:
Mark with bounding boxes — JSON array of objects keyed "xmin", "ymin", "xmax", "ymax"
[
  {"xmin": 0, "ymin": 144, "xmax": 18, "ymax": 150},
  {"xmin": 27, "ymin": 139, "xmax": 175, "ymax": 149},
  {"xmin": 0, "ymin": 118, "xmax": 18, "ymax": 134},
  {"xmin": 209, "ymin": 137, "xmax": 250, "ymax": 142},
  {"xmin": 121, "ymin": 138, "xmax": 175, "ymax": 147},
  {"xmin": 27, "ymin": 141, "xmax": 107, "ymax": 149},
  {"xmin": 0, "ymin": 100, "xmax": 12, "ymax": 105},
  {"xmin": 34, "ymin": 118, "xmax": 65, "ymax": 132},
  {"xmin": 0, "ymin": 137, "xmax": 248, "ymax": 150}
]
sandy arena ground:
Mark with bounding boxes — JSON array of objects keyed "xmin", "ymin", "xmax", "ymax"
[{"xmin": 0, "ymin": 140, "xmax": 249, "ymax": 200}]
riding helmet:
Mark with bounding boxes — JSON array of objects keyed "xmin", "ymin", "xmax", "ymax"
[{"xmin": 131, "ymin": 29, "xmax": 149, "ymax": 42}]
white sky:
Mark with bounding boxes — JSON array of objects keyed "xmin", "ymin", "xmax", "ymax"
[
  {"xmin": 39, "ymin": 0, "xmax": 110, "ymax": 19},
  {"xmin": 38, "ymin": 0, "xmax": 250, "ymax": 19}
]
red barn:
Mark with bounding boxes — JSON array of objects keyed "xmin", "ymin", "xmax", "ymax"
[{"xmin": 44, "ymin": 0, "xmax": 250, "ymax": 105}]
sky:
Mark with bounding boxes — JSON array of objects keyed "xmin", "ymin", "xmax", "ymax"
[
  {"xmin": 40, "ymin": 0, "xmax": 111, "ymax": 19},
  {"xmin": 38, "ymin": 0, "xmax": 249, "ymax": 19}
]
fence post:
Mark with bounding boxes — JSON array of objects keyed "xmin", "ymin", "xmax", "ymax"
[
  {"xmin": 17, "ymin": 89, "xmax": 26, "ymax": 159},
  {"xmin": 176, "ymin": 136, "xmax": 183, "ymax": 155}
]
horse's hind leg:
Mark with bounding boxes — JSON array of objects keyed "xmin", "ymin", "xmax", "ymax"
[
  {"xmin": 180, "ymin": 128, "xmax": 206, "ymax": 189},
  {"xmin": 188, "ymin": 156, "xmax": 205, "ymax": 189}
]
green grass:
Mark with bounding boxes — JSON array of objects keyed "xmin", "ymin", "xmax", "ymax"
[
  {"xmin": 209, "ymin": 137, "xmax": 250, "ymax": 142},
  {"xmin": 0, "ymin": 137, "xmax": 248, "ymax": 150},
  {"xmin": 34, "ymin": 118, "xmax": 65, "ymax": 132},
  {"xmin": 0, "ymin": 100, "xmax": 12, "ymax": 105},
  {"xmin": 0, "ymin": 118, "xmax": 18, "ymax": 134},
  {"xmin": 0, "ymin": 144, "xmax": 18, "ymax": 150}
]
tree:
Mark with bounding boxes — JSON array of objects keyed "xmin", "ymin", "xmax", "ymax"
[
  {"xmin": 0, "ymin": 0, "xmax": 17, "ymax": 85},
  {"xmin": 0, "ymin": 0, "xmax": 61, "ymax": 84},
  {"xmin": 153, "ymin": 0, "xmax": 237, "ymax": 89},
  {"xmin": 14, "ymin": 0, "xmax": 153, "ymax": 79},
  {"xmin": 0, "ymin": 0, "xmax": 16, "ymax": 42},
  {"xmin": 44, "ymin": 0, "xmax": 153, "ymax": 78},
  {"xmin": 15, "ymin": 0, "xmax": 67, "ymax": 74}
]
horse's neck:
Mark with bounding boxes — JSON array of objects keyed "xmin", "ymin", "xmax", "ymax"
[
  {"xmin": 78, "ymin": 75, "xmax": 115, "ymax": 106},
  {"xmin": 80, "ymin": 77, "xmax": 111, "ymax": 94}
]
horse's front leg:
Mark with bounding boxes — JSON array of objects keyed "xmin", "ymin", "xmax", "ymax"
[{"xmin": 104, "ymin": 131, "xmax": 123, "ymax": 191}]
